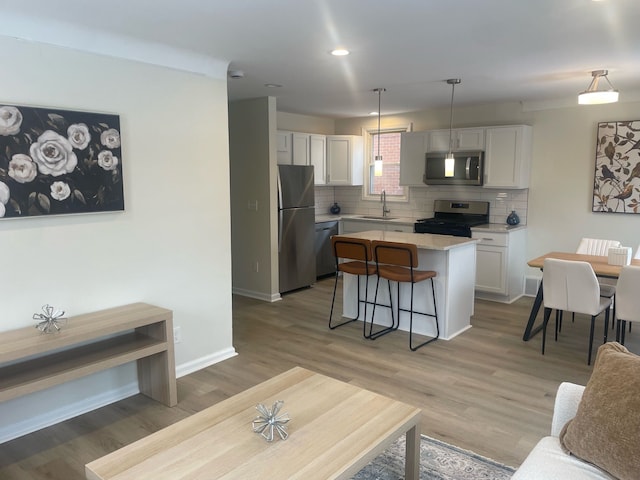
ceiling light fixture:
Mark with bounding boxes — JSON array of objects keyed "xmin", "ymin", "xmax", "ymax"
[
  {"xmin": 331, "ymin": 48, "xmax": 350, "ymax": 56},
  {"xmin": 373, "ymin": 88, "xmax": 386, "ymax": 177},
  {"xmin": 578, "ymin": 70, "xmax": 619, "ymax": 105},
  {"xmin": 445, "ymin": 78, "xmax": 461, "ymax": 177}
]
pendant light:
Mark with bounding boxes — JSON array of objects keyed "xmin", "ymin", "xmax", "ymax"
[
  {"xmin": 578, "ymin": 70, "xmax": 619, "ymax": 105},
  {"xmin": 444, "ymin": 79, "xmax": 461, "ymax": 177},
  {"xmin": 373, "ymin": 88, "xmax": 386, "ymax": 177}
]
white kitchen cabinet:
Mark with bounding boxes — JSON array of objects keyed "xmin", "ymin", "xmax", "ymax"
[
  {"xmin": 292, "ymin": 132, "xmax": 310, "ymax": 166},
  {"xmin": 278, "ymin": 131, "xmax": 327, "ymax": 185},
  {"xmin": 428, "ymin": 128, "xmax": 485, "ymax": 152},
  {"xmin": 276, "ymin": 131, "xmax": 293, "ymax": 164},
  {"xmin": 326, "ymin": 135, "xmax": 363, "ymax": 186},
  {"xmin": 310, "ymin": 134, "xmax": 326, "ymax": 185},
  {"xmin": 483, "ymin": 125, "xmax": 532, "ymax": 189},
  {"xmin": 472, "ymin": 227, "xmax": 526, "ymax": 303},
  {"xmin": 399, "ymin": 131, "xmax": 429, "ymax": 186}
]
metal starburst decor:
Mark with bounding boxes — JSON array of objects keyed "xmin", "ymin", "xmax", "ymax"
[
  {"xmin": 33, "ymin": 304, "xmax": 67, "ymax": 333},
  {"xmin": 252, "ymin": 400, "xmax": 290, "ymax": 442}
]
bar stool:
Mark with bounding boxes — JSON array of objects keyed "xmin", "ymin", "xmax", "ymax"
[
  {"xmin": 371, "ymin": 240, "xmax": 439, "ymax": 351},
  {"xmin": 329, "ymin": 237, "xmax": 376, "ymax": 337}
]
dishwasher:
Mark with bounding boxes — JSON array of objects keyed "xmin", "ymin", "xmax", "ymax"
[{"xmin": 315, "ymin": 221, "xmax": 339, "ymax": 278}]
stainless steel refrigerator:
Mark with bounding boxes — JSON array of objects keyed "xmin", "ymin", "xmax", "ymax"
[{"xmin": 278, "ymin": 165, "xmax": 316, "ymax": 293}]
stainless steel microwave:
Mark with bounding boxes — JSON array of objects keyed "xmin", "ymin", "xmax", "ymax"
[{"xmin": 423, "ymin": 151, "xmax": 484, "ymax": 186}]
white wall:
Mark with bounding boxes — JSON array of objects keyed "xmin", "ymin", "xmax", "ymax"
[
  {"xmin": 0, "ymin": 37, "xmax": 234, "ymax": 441},
  {"xmin": 335, "ymin": 98, "xmax": 640, "ymax": 279},
  {"xmin": 229, "ymin": 98, "xmax": 280, "ymax": 301},
  {"xmin": 277, "ymin": 111, "xmax": 335, "ymax": 135}
]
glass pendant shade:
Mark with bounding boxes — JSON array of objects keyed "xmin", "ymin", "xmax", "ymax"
[
  {"xmin": 444, "ymin": 154, "xmax": 455, "ymax": 177},
  {"xmin": 578, "ymin": 70, "xmax": 619, "ymax": 105},
  {"xmin": 374, "ymin": 156, "xmax": 383, "ymax": 176}
]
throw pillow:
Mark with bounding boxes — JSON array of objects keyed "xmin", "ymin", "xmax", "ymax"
[{"xmin": 559, "ymin": 342, "xmax": 640, "ymax": 480}]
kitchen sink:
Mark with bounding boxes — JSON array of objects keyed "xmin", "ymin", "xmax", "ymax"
[{"xmin": 358, "ymin": 215, "xmax": 397, "ymax": 220}]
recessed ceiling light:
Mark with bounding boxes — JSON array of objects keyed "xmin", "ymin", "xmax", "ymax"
[
  {"xmin": 369, "ymin": 111, "xmax": 378, "ymax": 115},
  {"xmin": 331, "ymin": 48, "xmax": 350, "ymax": 56},
  {"xmin": 264, "ymin": 83, "xmax": 282, "ymax": 88}
]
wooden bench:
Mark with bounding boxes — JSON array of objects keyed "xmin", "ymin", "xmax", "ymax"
[{"xmin": 0, "ymin": 303, "xmax": 177, "ymax": 407}]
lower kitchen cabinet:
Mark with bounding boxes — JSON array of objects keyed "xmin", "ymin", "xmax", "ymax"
[
  {"xmin": 315, "ymin": 220, "xmax": 339, "ymax": 277},
  {"xmin": 472, "ymin": 227, "xmax": 526, "ymax": 303}
]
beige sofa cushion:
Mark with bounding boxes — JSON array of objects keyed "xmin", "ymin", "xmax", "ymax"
[{"xmin": 559, "ymin": 342, "xmax": 640, "ymax": 480}]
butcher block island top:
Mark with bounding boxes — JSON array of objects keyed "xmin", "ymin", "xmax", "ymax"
[
  {"xmin": 85, "ymin": 367, "xmax": 422, "ymax": 480},
  {"xmin": 341, "ymin": 230, "xmax": 478, "ymax": 251}
]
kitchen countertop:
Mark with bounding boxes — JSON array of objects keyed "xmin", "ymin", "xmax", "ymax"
[
  {"xmin": 317, "ymin": 215, "xmax": 527, "ymax": 233},
  {"xmin": 316, "ymin": 214, "xmax": 416, "ymax": 225},
  {"xmin": 335, "ymin": 230, "xmax": 477, "ymax": 251},
  {"xmin": 471, "ymin": 223, "xmax": 527, "ymax": 233}
]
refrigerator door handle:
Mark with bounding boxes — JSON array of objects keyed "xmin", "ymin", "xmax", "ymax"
[
  {"xmin": 278, "ymin": 209, "xmax": 283, "ymax": 253},
  {"xmin": 277, "ymin": 170, "xmax": 283, "ymax": 210}
]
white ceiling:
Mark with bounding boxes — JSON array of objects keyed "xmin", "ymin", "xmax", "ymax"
[{"xmin": 1, "ymin": 0, "xmax": 639, "ymax": 118}]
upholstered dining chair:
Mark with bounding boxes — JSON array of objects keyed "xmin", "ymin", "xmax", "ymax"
[
  {"xmin": 329, "ymin": 237, "xmax": 376, "ymax": 335},
  {"xmin": 614, "ymin": 265, "xmax": 640, "ymax": 347},
  {"xmin": 541, "ymin": 258, "xmax": 612, "ymax": 365},
  {"xmin": 572, "ymin": 237, "xmax": 620, "ymax": 327},
  {"xmin": 371, "ymin": 240, "xmax": 439, "ymax": 351}
]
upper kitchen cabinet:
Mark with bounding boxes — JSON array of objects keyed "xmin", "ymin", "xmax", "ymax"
[
  {"xmin": 326, "ymin": 135, "xmax": 364, "ymax": 186},
  {"xmin": 483, "ymin": 125, "xmax": 532, "ymax": 189},
  {"xmin": 278, "ymin": 131, "xmax": 327, "ymax": 185},
  {"xmin": 399, "ymin": 131, "xmax": 429, "ymax": 186},
  {"xmin": 310, "ymin": 134, "xmax": 326, "ymax": 185},
  {"xmin": 291, "ymin": 132, "xmax": 310, "ymax": 166},
  {"xmin": 276, "ymin": 131, "xmax": 293, "ymax": 164},
  {"xmin": 428, "ymin": 127, "xmax": 485, "ymax": 152}
]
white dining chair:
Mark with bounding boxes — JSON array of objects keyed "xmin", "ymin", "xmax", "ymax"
[
  {"xmin": 615, "ymin": 265, "xmax": 640, "ymax": 347},
  {"xmin": 573, "ymin": 237, "xmax": 619, "ymax": 326},
  {"xmin": 541, "ymin": 258, "xmax": 612, "ymax": 365},
  {"xmin": 576, "ymin": 237, "xmax": 621, "ymax": 256}
]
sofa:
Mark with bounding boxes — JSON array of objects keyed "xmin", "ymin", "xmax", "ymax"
[
  {"xmin": 512, "ymin": 382, "xmax": 615, "ymax": 479},
  {"xmin": 514, "ymin": 342, "xmax": 640, "ymax": 480}
]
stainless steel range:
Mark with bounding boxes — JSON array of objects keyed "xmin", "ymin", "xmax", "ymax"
[{"xmin": 414, "ymin": 200, "xmax": 490, "ymax": 237}]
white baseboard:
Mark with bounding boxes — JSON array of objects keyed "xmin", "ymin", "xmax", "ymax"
[
  {"xmin": 176, "ymin": 347, "xmax": 237, "ymax": 378},
  {"xmin": 232, "ymin": 287, "xmax": 281, "ymax": 302},
  {"xmin": 0, "ymin": 347, "xmax": 238, "ymax": 444}
]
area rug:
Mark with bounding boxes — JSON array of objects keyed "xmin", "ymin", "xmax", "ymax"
[{"xmin": 352, "ymin": 434, "xmax": 516, "ymax": 479}]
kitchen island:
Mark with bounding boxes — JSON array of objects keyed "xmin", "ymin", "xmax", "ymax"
[{"xmin": 335, "ymin": 230, "xmax": 478, "ymax": 341}]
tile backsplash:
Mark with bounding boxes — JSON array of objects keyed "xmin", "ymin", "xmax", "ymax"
[{"xmin": 315, "ymin": 185, "xmax": 528, "ymax": 225}]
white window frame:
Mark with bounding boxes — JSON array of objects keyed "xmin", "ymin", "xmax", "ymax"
[{"xmin": 361, "ymin": 124, "xmax": 412, "ymax": 202}]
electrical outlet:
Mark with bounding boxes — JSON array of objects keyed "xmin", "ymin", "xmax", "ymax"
[
  {"xmin": 173, "ymin": 326, "xmax": 182, "ymax": 344},
  {"xmin": 254, "ymin": 261, "xmax": 259, "ymax": 273}
]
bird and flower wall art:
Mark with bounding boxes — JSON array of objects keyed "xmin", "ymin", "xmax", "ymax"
[
  {"xmin": 592, "ymin": 119, "xmax": 640, "ymax": 214},
  {"xmin": 0, "ymin": 103, "xmax": 124, "ymax": 219}
]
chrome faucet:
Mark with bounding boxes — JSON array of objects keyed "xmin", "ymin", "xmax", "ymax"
[{"xmin": 381, "ymin": 190, "xmax": 390, "ymax": 217}]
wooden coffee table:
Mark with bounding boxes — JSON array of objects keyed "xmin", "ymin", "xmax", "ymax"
[{"xmin": 85, "ymin": 367, "xmax": 422, "ymax": 479}]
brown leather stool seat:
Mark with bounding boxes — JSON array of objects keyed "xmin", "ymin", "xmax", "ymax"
[{"xmin": 372, "ymin": 240, "xmax": 439, "ymax": 351}]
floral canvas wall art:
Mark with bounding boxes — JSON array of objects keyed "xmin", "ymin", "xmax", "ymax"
[
  {"xmin": 592, "ymin": 120, "xmax": 640, "ymax": 214},
  {"xmin": 0, "ymin": 104, "xmax": 123, "ymax": 219}
]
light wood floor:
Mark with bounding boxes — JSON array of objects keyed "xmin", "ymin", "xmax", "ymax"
[{"xmin": 1, "ymin": 277, "xmax": 637, "ymax": 479}]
